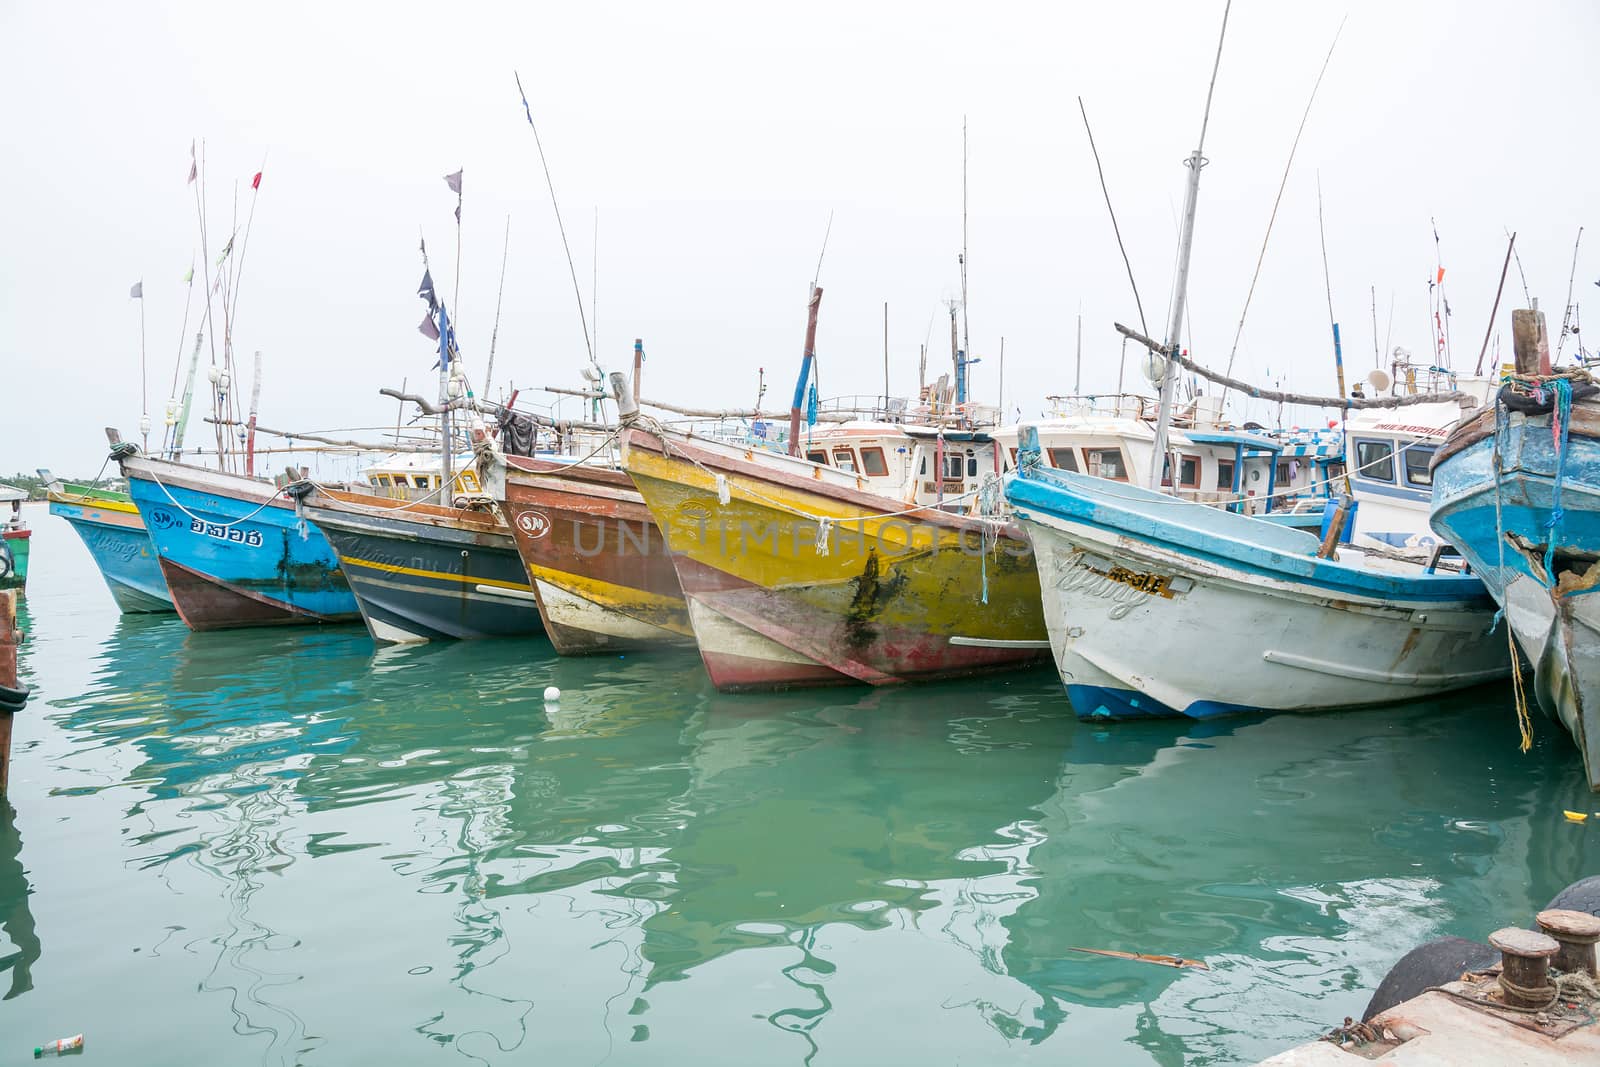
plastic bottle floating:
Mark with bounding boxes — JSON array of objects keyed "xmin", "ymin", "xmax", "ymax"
[{"xmin": 34, "ymin": 1033, "xmax": 85, "ymax": 1058}]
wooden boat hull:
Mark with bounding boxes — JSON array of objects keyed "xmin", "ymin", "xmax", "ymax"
[
  {"xmin": 48, "ymin": 489, "xmax": 174, "ymax": 613},
  {"xmin": 1007, "ymin": 460, "xmax": 1507, "ymax": 720},
  {"xmin": 121, "ymin": 455, "xmax": 358, "ymax": 631},
  {"xmin": 0, "ymin": 530, "xmax": 28, "ymax": 592},
  {"xmin": 1431, "ymin": 399, "xmax": 1600, "ymax": 791},
  {"xmin": 621, "ymin": 426, "xmax": 1048, "ymax": 691},
  {"xmin": 501, "ymin": 458, "xmax": 692, "ymax": 655},
  {"xmin": 303, "ymin": 490, "xmax": 544, "ymax": 644}
]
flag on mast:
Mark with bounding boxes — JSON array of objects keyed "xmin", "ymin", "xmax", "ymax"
[
  {"xmin": 444, "ymin": 170, "xmax": 462, "ymax": 195},
  {"xmin": 129, "ymin": 281, "xmax": 143, "ymax": 299},
  {"xmin": 187, "ymin": 140, "xmax": 197, "ymax": 184},
  {"xmin": 251, "ymin": 171, "xmax": 262, "ymax": 190}
]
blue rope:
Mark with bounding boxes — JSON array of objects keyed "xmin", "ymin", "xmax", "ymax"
[{"xmin": 1542, "ymin": 378, "xmax": 1572, "ymax": 581}]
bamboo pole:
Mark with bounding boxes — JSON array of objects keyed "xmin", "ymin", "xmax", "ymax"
[{"xmin": 1116, "ymin": 323, "xmax": 1471, "ymax": 410}]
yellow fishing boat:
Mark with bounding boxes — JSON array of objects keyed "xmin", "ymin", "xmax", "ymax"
[{"xmin": 621, "ymin": 419, "xmax": 1048, "ymax": 690}]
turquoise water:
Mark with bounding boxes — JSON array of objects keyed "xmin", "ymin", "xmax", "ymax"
[{"xmin": 2, "ymin": 508, "xmax": 1596, "ymax": 1065}]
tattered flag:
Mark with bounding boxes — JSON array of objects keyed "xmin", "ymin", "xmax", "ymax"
[
  {"xmin": 1436, "ymin": 266, "xmax": 1446, "ymax": 284},
  {"xmin": 188, "ymin": 160, "xmax": 197, "ymax": 184},
  {"xmin": 454, "ymin": 204, "xmax": 461, "ymax": 224},
  {"xmin": 418, "ymin": 269, "xmax": 438, "ymax": 311},
  {"xmin": 252, "ymin": 171, "xmax": 262, "ymax": 190},
  {"xmin": 182, "ymin": 265, "xmax": 194, "ymax": 284},
  {"xmin": 129, "ymin": 281, "xmax": 143, "ymax": 299},
  {"xmin": 444, "ymin": 169, "xmax": 462, "ymax": 195},
  {"xmin": 419, "ymin": 311, "xmax": 440, "ymax": 340},
  {"xmin": 215, "ymin": 235, "xmax": 235, "ymax": 266}
]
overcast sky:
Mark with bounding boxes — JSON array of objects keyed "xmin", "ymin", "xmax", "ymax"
[{"xmin": 3, "ymin": 1, "xmax": 1595, "ymax": 477}]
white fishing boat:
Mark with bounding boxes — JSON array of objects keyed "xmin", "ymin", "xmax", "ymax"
[{"xmin": 1007, "ymin": 426, "xmax": 1508, "ymax": 719}]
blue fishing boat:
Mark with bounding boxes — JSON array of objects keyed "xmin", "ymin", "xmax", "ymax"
[
  {"xmin": 113, "ymin": 447, "xmax": 359, "ymax": 631},
  {"xmin": 46, "ymin": 482, "xmax": 174, "ymax": 613},
  {"xmin": 1430, "ymin": 309, "xmax": 1600, "ymax": 791},
  {"xmin": 1006, "ymin": 426, "xmax": 1508, "ymax": 721}
]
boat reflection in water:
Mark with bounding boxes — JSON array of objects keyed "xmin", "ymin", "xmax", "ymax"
[{"xmin": 15, "ymin": 606, "xmax": 1598, "ymax": 1065}]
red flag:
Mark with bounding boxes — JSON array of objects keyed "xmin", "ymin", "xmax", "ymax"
[
  {"xmin": 1436, "ymin": 266, "xmax": 1446, "ymax": 284},
  {"xmin": 252, "ymin": 171, "xmax": 262, "ymax": 190}
]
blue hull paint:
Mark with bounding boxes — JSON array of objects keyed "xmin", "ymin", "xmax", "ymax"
[
  {"xmin": 1431, "ymin": 409, "xmax": 1600, "ymax": 790},
  {"xmin": 1066, "ymin": 685, "xmax": 1264, "ymax": 722},
  {"xmin": 48, "ymin": 502, "xmax": 174, "ymax": 613},
  {"xmin": 125, "ymin": 469, "xmax": 359, "ymax": 629}
]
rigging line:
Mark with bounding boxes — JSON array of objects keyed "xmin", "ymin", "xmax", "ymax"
[
  {"xmin": 1557, "ymin": 226, "xmax": 1584, "ymax": 362},
  {"xmin": 227, "ymin": 149, "xmax": 268, "ymax": 341},
  {"xmin": 1507, "ymin": 225, "xmax": 1533, "ymax": 307},
  {"xmin": 170, "ymin": 256, "xmax": 197, "ymax": 397},
  {"xmin": 960, "ymin": 115, "xmax": 970, "ymax": 365},
  {"xmin": 1077, "ymin": 96, "xmax": 1149, "ymax": 341},
  {"xmin": 1473, "ymin": 232, "xmax": 1517, "ymax": 376},
  {"xmin": 812, "ymin": 209, "xmax": 834, "ymax": 291},
  {"xmin": 1316, "ymin": 173, "xmax": 1353, "ymax": 493},
  {"xmin": 1219, "ymin": 14, "xmax": 1346, "ymax": 404},
  {"xmin": 484, "ymin": 215, "xmax": 512, "ymax": 395},
  {"xmin": 1383, "ymin": 291, "xmax": 1395, "ymax": 370},
  {"xmin": 513, "ymin": 71, "xmax": 593, "ymax": 361},
  {"xmin": 592, "ymin": 206, "xmax": 599, "ymax": 362}
]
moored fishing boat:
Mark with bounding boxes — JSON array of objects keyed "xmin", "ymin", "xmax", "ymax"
[
  {"xmin": 300, "ymin": 482, "xmax": 543, "ymax": 644},
  {"xmin": 493, "ymin": 445, "xmax": 693, "ymax": 655},
  {"xmin": 45, "ymin": 481, "xmax": 173, "ymax": 612},
  {"xmin": 620, "ymin": 412, "xmax": 1048, "ymax": 691},
  {"xmin": 0, "ymin": 487, "xmax": 29, "ymax": 594},
  {"xmin": 1006, "ymin": 426, "xmax": 1508, "ymax": 720},
  {"xmin": 1430, "ymin": 307, "xmax": 1600, "ymax": 791},
  {"xmin": 113, "ymin": 445, "xmax": 359, "ymax": 631}
]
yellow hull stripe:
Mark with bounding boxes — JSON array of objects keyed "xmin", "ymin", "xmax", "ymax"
[
  {"xmin": 522, "ymin": 563, "xmax": 693, "ymax": 636},
  {"xmin": 337, "ymin": 555, "xmax": 533, "ymax": 593}
]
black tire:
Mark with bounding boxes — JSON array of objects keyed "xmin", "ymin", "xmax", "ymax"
[
  {"xmin": 1544, "ymin": 875, "xmax": 1600, "ymax": 918},
  {"xmin": 1362, "ymin": 936, "xmax": 1498, "ymax": 1020}
]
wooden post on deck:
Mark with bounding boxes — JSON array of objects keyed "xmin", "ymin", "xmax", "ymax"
[
  {"xmin": 0, "ymin": 590, "xmax": 23, "ymax": 796},
  {"xmin": 1511, "ymin": 307, "xmax": 1551, "ymax": 377}
]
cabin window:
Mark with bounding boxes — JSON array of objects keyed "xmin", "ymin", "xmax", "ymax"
[
  {"xmin": 918, "ymin": 454, "xmax": 927, "ymax": 476},
  {"xmin": 806, "ymin": 450, "xmax": 829, "ymax": 466},
  {"xmin": 411, "ymin": 475, "xmax": 430, "ymax": 489},
  {"xmin": 966, "ymin": 451, "xmax": 978, "ymax": 477},
  {"xmin": 832, "ymin": 448, "xmax": 858, "ymax": 473},
  {"xmin": 860, "ymin": 446, "xmax": 889, "ymax": 477},
  {"xmin": 457, "ymin": 470, "xmax": 480, "ymax": 492},
  {"xmin": 374, "ymin": 474, "xmax": 392, "ymax": 487},
  {"xmin": 1276, "ymin": 461, "xmax": 1293, "ymax": 485},
  {"xmin": 1216, "ymin": 459, "xmax": 1235, "ymax": 490},
  {"xmin": 1404, "ymin": 445, "xmax": 1436, "ymax": 487},
  {"xmin": 1179, "ymin": 455, "xmax": 1200, "ymax": 489},
  {"xmin": 1086, "ymin": 448, "xmax": 1129, "ymax": 481},
  {"xmin": 944, "ymin": 452, "xmax": 965, "ymax": 480},
  {"xmin": 1355, "ymin": 440, "xmax": 1395, "ymax": 482},
  {"xmin": 1046, "ymin": 447, "xmax": 1079, "ymax": 472}
]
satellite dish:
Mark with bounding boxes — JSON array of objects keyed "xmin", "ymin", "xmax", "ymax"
[
  {"xmin": 1367, "ymin": 369, "xmax": 1392, "ymax": 392},
  {"xmin": 1142, "ymin": 352, "xmax": 1168, "ymax": 384}
]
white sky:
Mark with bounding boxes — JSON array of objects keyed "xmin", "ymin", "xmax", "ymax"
[{"xmin": 3, "ymin": 0, "xmax": 1596, "ymax": 476}]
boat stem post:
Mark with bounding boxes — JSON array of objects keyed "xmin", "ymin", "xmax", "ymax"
[
  {"xmin": 0, "ymin": 590, "xmax": 24, "ymax": 796},
  {"xmin": 1511, "ymin": 307, "xmax": 1551, "ymax": 376},
  {"xmin": 1316, "ymin": 495, "xmax": 1354, "ymax": 559}
]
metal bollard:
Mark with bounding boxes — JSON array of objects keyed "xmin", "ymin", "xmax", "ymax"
[
  {"xmin": 1487, "ymin": 927, "xmax": 1560, "ymax": 1008},
  {"xmin": 1535, "ymin": 909, "xmax": 1600, "ymax": 979}
]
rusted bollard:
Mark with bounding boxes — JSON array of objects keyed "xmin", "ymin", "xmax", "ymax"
[
  {"xmin": 1536, "ymin": 909, "xmax": 1600, "ymax": 979},
  {"xmin": 1487, "ymin": 927, "xmax": 1560, "ymax": 1008}
]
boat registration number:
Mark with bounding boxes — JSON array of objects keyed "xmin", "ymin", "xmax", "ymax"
[{"xmin": 188, "ymin": 518, "xmax": 264, "ymax": 547}]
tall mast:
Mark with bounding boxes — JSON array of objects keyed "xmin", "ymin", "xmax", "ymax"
[{"xmin": 1148, "ymin": 1, "xmax": 1231, "ymax": 491}]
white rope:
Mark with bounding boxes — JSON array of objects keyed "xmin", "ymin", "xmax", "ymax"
[{"xmin": 148, "ymin": 466, "xmax": 287, "ymax": 528}]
